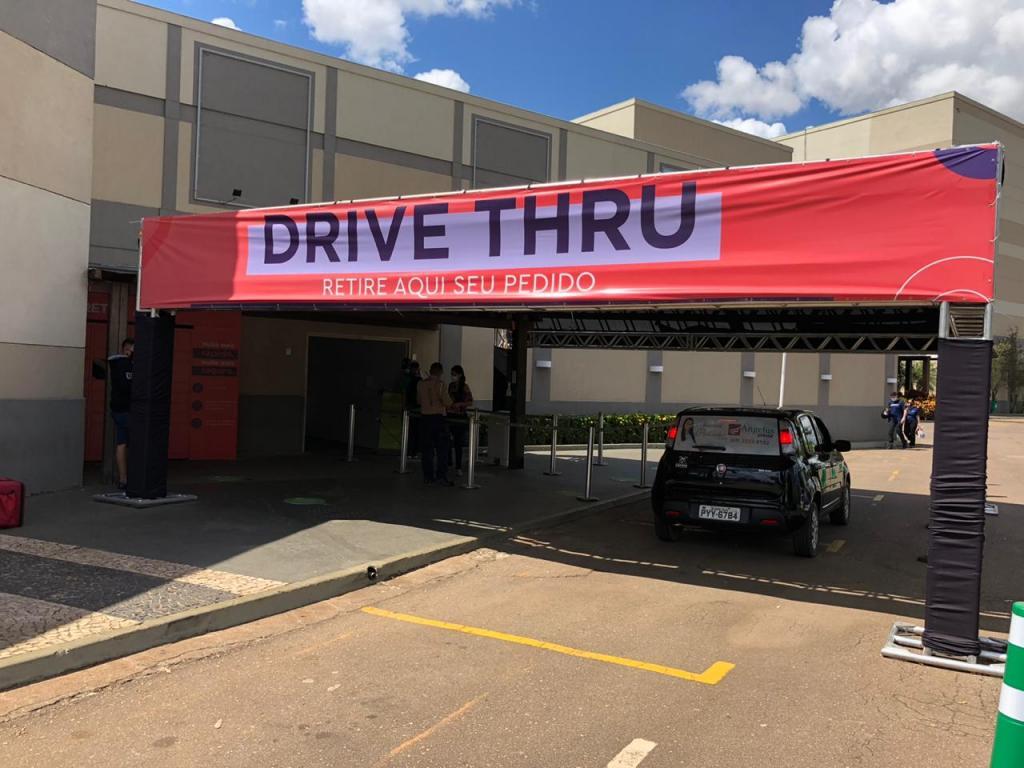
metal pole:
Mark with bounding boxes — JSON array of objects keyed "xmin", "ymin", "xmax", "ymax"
[
  {"xmin": 634, "ymin": 421, "xmax": 651, "ymax": 489},
  {"xmin": 577, "ymin": 426, "xmax": 598, "ymax": 502},
  {"xmin": 397, "ymin": 410, "xmax": 410, "ymax": 474},
  {"xmin": 594, "ymin": 412, "xmax": 607, "ymax": 466},
  {"xmin": 346, "ymin": 403, "xmax": 356, "ymax": 462},
  {"xmin": 543, "ymin": 414, "xmax": 561, "ymax": 476},
  {"xmin": 463, "ymin": 413, "xmax": 480, "ymax": 490},
  {"xmin": 778, "ymin": 351, "xmax": 787, "ymax": 409}
]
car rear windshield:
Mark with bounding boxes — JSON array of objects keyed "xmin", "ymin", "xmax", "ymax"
[{"xmin": 673, "ymin": 414, "xmax": 780, "ymax": 456}]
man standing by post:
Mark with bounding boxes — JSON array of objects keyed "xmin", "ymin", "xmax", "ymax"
[
  {"xmin": 884, "ymin": 391, "xmax": 907, "ymax": 449},
  {"xmin": 108, "ymin": 338, "xmax": 134, "ymax": 489},
  {"xmin": 418, "ymin": 362, "xmax": 453, "ymax": 485}
]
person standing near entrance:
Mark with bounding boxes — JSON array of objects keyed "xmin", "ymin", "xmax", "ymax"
[
  {"xmin": 418, "ymin": 362, "xmax": 453, "ymax": 485},
  {"xmin": 884, "ymin": 391, "xmax": 907, "ymax": 449},
  {"xmin": 108, "ymin": 338, "xmax": 134, "ymax": 489},
  {"xmin": 904, "ymin": 398, "xmax": 922, "ymax": 448},
  {"xmin": 447, "ymin": 365, "xmax": 474, "ymax": 476}
]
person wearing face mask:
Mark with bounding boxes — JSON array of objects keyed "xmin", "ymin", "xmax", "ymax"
[
  {"xmin": 447, "ymin": 365, "xmax": 474, "ymax": 476},
  {"xmin": 883, "ymin": 391, "xmax": 907, "ymax": 449}
]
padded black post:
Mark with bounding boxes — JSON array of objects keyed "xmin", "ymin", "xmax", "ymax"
[
  {"xmin": 508, "ymin": 318, "xmax": 531, "ymax": 470},
  {"xmin": 127, "ymin": 312, "xmax": 175, "ymax": 499},
  {"xmin": 923, "ymin": 338, "xmax": 992, "ymax": 657}
]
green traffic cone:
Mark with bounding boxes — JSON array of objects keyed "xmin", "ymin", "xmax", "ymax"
[{"xmin": 992, "ymin": 602, "xmax": 1024, "ymax": 767}]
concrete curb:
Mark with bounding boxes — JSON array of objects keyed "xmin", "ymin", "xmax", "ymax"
[{"xmin": 0, "ymin": 489, "xmax": 647, "ymax": 692}]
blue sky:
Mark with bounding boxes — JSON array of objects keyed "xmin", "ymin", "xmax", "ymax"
[{"xmin": 141, "ymin": 0, "xmax": 1024, "ymax": 138}]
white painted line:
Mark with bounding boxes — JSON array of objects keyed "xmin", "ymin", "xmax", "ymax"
[
  {"xmin": 607, "ymin": 738, "xmax": 657, "ymax": 768},
  {"xmin": 873, "ymin": 494, "xmax": 885, "ymax": 502}
]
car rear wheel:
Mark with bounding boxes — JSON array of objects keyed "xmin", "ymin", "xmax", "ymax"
[
  {"xmin": 792, "ymin": 502, "xmax": 820, "ymax": 557},
  {"xmin": 830, "ymin": 483, "xmax": 851, "ymax": 526},
  {"xmin": 654, "ymin": 514, "xmax": 682, "ymax": 542}
]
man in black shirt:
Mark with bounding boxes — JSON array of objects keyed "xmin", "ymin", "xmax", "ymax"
[{"xmin": 108, "ymin": 338, "xmax": 134, "ymax": 489}]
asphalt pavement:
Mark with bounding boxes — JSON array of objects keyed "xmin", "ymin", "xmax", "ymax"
[{"xmin": 2, "ymin": 420, "xmax": 1021, "ymax": 767}]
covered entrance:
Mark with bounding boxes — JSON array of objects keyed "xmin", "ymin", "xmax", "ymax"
[{"xmin": 130, "ymin": 144, "xmax": 1001, "ymax": 659}]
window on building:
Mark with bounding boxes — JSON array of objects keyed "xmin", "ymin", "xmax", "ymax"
[
  {"xmin": 472, "ymin": 118, "xmax": 550, "ymax": 188},
  {"xmin": 194, "ymin": 48, "xmax": 312, "ymax": 208}
]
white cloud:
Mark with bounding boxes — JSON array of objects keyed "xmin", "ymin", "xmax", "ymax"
[
  {"xmin": 683, "ymin": 0, "xmax": 1024, "ymax": 123},
  {"xmin": 211, "ymin": 17, "xmax": 242, "ymax": 31},
  {"xmin": 301, "ymin": 0, "xmax": 516, "ymax": 72},
  {"xmin": 413, "ymin": 68, "xmax": 470, "ymax": 92},
  {"xmin": 273, "ymin": 19, "xmax": 288, "ymax": 29},
  {"xmin": 715, "ymin": 117, "xmax": 789, "ymax": 140}
]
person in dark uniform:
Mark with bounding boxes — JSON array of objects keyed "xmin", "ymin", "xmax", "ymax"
[
  {"xmin": 904, "ymin": 398, "xmax": 922, "ymax": 448},
  {"xmin": 108, "ymin": 338, "xmax": 134, "ymax": 489},
  {"xmin": 884, "ymin": 391, "xmax": 907, "ymax": 449}
]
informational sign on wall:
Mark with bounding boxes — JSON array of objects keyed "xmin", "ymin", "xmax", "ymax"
[{"xmin": 139, "ymin": 145, "xmax": 1000, "ymax": 309}]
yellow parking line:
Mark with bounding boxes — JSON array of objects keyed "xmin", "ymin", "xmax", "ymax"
[
  {"xmin": 888, "ymin": 469, "xmax": 900, "ymax": 482},
  {"xmin": 826, "ymin": 539, "xmax": 846, "ymax": 553},
  {"xmin": 361, "ymin": 606, "xmax": 734, "ymax": 685}
]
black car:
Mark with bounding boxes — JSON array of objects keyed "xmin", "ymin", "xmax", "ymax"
[{"xmin": 651, "ymin": 408, "xmax": 852, "ymax": 557}]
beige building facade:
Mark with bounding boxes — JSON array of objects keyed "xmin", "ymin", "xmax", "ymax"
[{"xmin": 1, "ymin": 1, "xmax": 1017, "ymax": 492}]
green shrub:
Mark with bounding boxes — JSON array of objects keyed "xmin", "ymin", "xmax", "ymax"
[{"xmin": 526, "ymin": 412, "xmax": 678, "ymax": 445}]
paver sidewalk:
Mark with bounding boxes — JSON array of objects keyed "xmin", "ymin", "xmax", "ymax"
[{"xmin": 0, "ymin": 449, "xmax": 652, "ymax": 670}]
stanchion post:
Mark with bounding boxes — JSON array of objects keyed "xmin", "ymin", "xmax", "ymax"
[
  {"xmin": 577, "ymin": 426, "xmax": 598, "ymax": 502},
  {"xmin": 346, "ymin": 403, "xmax": 356, "ymax": 462},
  {"xmin": 594, "ymin": 412, "xmax": 607, "ymax": 466},
  {"xmin": 543, "ymin": 414, "xmax": 561, "ymax": 476},
  {"xmin": 634, "ymin": 421, "xmax": 651, "ymax": 489},
  {"xmin": 397, "ymin": 410, "xmax": 410, "ymax": 474},
  {"xmin": 463, "ymin": 413, "xmax": 480, "ymax": 490}
]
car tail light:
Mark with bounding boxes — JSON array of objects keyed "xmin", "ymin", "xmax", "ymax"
[
  {"xmin": 779, "ymin": 424, "xmax": 796, "ymax": 455},
  {"xmin": 779, "ymin": 428, "xmax": 793, "ymax": 446},
  {"xmin": 760, "ymin": 519, "xmax": 780, "ymax": 526},
  {"xmin": 667, "ymin": 424, "xmax": 679, "ymax": 441}
]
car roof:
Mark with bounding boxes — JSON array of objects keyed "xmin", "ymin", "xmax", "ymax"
[{"xmin": 676, "ymin": 407, "xmax": 811, "ymax": 420}]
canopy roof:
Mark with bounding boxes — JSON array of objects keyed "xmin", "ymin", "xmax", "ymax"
[{"xmin": 139, "ymin": 144, "xmax": 1000, "ymax": 313}]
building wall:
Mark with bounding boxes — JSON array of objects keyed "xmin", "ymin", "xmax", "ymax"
[
  {"xmin": 574, "ymin": 99, "xmax": 793, "ymax": 167},
  {"xmin": 0, "ymin": 2, "xmax": 95, "ymax": 492},
  {"xmin": 238, "ymin": 316, "xmax": 439, "ymax": 454}
]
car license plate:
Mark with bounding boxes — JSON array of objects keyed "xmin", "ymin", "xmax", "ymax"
[{"xmin": 698, "ymin": 504, "xmax": 742, "ymax": 522}]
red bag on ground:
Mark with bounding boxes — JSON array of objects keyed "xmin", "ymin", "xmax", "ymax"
[{"xmin": 0, "ymin": 478, "xmax": 25, "ymax": 528}]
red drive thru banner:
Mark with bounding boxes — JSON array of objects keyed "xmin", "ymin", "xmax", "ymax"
[{"xmin": 139, "ymin": 145, "xmax": 1000, "ymax": 309}]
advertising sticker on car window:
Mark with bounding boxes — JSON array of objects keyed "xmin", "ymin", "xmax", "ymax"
[{"xmin": 675, "ymin": 416, "xmax": 779, "ymax": 455}]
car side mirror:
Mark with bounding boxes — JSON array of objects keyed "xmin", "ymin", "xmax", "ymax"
[{"xmin": 833, "ymin": 440, "xmax": 851, "ymax": 453}]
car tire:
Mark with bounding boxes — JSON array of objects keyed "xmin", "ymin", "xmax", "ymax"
[
  {"xmin": 654, "ymin": 514, "xmax": 682, "ymax": 542},
  {"xmin": 830, "ymin": 483, "xmax": 851, "ymax": 526},
  {"xmin": 792, "ymin": 502, "xmax": 820, "ymax": 558}
]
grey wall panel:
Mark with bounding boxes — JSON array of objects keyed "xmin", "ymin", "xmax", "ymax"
[
  {"xmin": 0, "ymin": 398, "xmax": 84, "ymax": 492},
  {"xmin": 161, "ymin": 26, "xmax": 182, "ymax": 214},
  {"xmin": 198, "ymin": 49, "xmax": 311, "ymax": 129},
  {"xmin": 335, "ymin": 137, "xmax": 453, "ymax": 178},
  {"xmin": 0, "ymin": 0, "xmax": 96, "ymax": 77},
  {"xmin": 439, "ymin": 325, "xmax": 463, "ymax": 373},
  {"xmin": 558, "ymin": 128, "xmax": 568, "ymax": 180},
  {"xmin": 238, "ymin": 395, "xmax": 305, "ymax": 455},
  {"xmin": 451, "ymin": 101, "xmax": 465, "ymax": 189},
  {"xmin": 89, "ymin": 245, "xmax": 137, "ymax": 272},
  {"xmin": 740, "ymin": 352, "xmax": 755, "ymax": 406},
  {"xmin": 194, "ymin": 46, "xmax": 311, "ymax": 207},
  {"xmin": 818, "ymin": 352, "xmax": 831, "ymax": 407},
  {"xmin": 473, "ymin": 117, "xmax": 550, "ymax": 183},
  {"xmin": 94, "ymin": 86, "xmax": 164, "ymax": 117},
  {"xmin": 91, "ymin": 200, "xmax": 157, "ymax": 251},
  {"xmin": 323, "ymin": 68, "xmax": 338, "ymax": 201},
  {"xmin": 472, "ymin": 168, "xmax": 538, "ymax": 189},
  {"xmin": 531, "ymin": 348, "xmax": 552, "ymax": 403},
  {"xmin": 645, "ymin": 350, "xmax": 662, "ymax": 407},
  {"xmin": 195, "ymin": 112, "xmax": 308, "ymax": 207}
]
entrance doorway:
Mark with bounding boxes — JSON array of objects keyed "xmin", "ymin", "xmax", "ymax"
[{"xmin": 304, "ymin": 336, "xmax": 408, "ymax": 452}]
